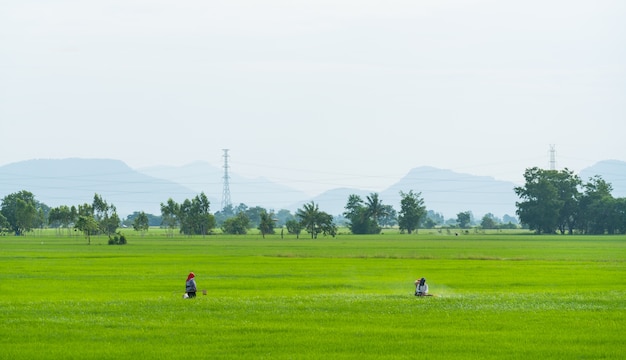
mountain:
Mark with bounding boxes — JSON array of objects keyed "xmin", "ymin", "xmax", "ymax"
[
  {"xmin": 381, "ymin": 166, "xmax": 518, "ymax": 219},
  {"xmin": 136, "ymin": 161, "xmax": 310, "ymax": 211},
  {"xmin": 2, "ymin": 158, "xmax": 624, "ymax": 220},
  {"xmin": 579, "ymin": 160, "xmax": 626, "ymax": 198},
  {"xmin": 307, "ymin": 166, "xmax": 519, "ymax": 218},
  {"xmin": 0, "ymin": 159, "xmax": 199, "ymax": 216}
]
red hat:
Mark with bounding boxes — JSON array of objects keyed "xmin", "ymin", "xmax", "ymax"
[{"xmin": 187, "ymin": 272, "xmax": 195, "ymax": 281}]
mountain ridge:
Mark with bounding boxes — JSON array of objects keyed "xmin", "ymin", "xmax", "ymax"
[{"xmin": 1, "ymin": 158, "xmax": 624, "ymax": 219}]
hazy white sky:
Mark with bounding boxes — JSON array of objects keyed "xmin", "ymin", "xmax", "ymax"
[{"xmin": 1, "ymin": 0, "xmax": 624, "ymax": 195}]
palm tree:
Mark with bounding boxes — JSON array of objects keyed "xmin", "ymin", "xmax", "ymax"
[
  {"xmin": 366, "ymin": 193, "xmax": 388, "ymax": 229},
  {"xmin": 296, "ymin": 202, "xmax": 336, "ymax": 239},
  {"xmin": 296, "ymin": 202, "xmax": 321, "ymax": 239},
  {"xmin": 258, "ymin": 210, "xmax": 275, "ymax": 239}
]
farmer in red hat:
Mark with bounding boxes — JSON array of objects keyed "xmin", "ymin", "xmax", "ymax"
[{"xmin": 185, "ymin": 272, "xmax": 197, "ymax": 298}]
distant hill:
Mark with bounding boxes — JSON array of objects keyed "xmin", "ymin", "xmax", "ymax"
[
  {"xmin": 2, "ymin": 158, "xmax": 624, "ymax": 220},
  {"xmin": 307, "ymin": 166, "xmax": 520, "ymax": 219},
  {"xmin": 579, "ymin": 160, "xmax": 626, "ymax": 198},
  {"xmin": 137, "ymin": 161, "xmax": 310, "ymax": 211},
  {"xmin": 0, "ymin": 159, "xmax": 199, "ymax": 216},
  {"xmin": 381, "ymin": 166, "xmax": 519, "ymax": 219}
]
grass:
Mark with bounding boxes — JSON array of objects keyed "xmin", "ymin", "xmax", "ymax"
[{"xmin": 0, "ymin": 231, "xmax": 625, "ymax": 359}]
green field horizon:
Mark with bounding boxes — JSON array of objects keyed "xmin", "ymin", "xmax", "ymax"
[{"xmin": 1, "ymin": 232, "xmax": 624, "ymax": 359}]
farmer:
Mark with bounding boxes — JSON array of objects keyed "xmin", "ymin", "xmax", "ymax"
[
  {"xmin": 414, "ymin": 277, "xmax": 429, "ymax": 296},
  {"xmin": 185, "ymin": 272, "xmax": 197, "ymax": 298}
]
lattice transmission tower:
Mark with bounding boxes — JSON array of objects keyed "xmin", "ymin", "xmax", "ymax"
[
  {"xmin": 549, "ymin": 144, "xmax": 557, "ymax": 170},
  {"xmin": 221, "ymin": 149, "xmax": 232, "ymax": 210}
]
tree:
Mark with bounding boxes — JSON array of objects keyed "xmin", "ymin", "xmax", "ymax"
[
  {"xmin": 615, "ymin": 198, "xmax": 626, "ymax": 234},
  {"xmin": 480, "ymin": 214, "xmax": 497, "ymax": 229},
  {"xmin": 221, "ymin": 212, "xmax": 249, "ymax": 234},
  {"xmin": 0, "ymin": 190, "xmax": 38, "ymax": 235},
  {"xmin": 179, "ymin": 193, "xmax": 215, "ymax": 236},
  {"xmin": 133, "ymin": 211, "xmax": 150, "ymax": 236},
  {"xmin": 515, "ymin": 168, "xmax": 581, "ymax": 234},
  {"xmin": 214, "ymin": 204, "xmax": 235, "ymax": 227},
  {"xmin": 578, "ymin": 176, "xmax": 614, "ymax": 234},
  {"xmin": 296, "ymin": 202, "xmax": 336, "ymax": 239},
  {"xmin": 48, "ymin": 205, "xmax": 77, "ymax": 236},
  {"xmin": 365, "ymin": 193, "xmax": 389, "ymax": 229},
  {"xmin": 123, "ymin": 211, "xmax": 161, "ymax": 228},
  {"xmin": 160, "ymin": 198, "xmax": 180, "ymax": 237},
  {"xmin": 456, "ymin": 211, "xmax": 472, "ymax": 229},
  {"xmin": 343, "ymin": 194, "xmax": 380, "ymax": 234},
  {"xmin": 285, "ymin": 219, "xmax": 302, "ymax": 239},
  {"xmin": 245, "ymin": 206, "xmax": 266, "ymax": 228},
  {"xmin": 275, "ymin": 209, "xmax": 295, "ymax": 227},
  {"xmin": 398, "ymin": 190, "xmax": 426, "ymax": 234},
  {"xmin": 91, "ymin": 194, "xmax": 119, "ymax": 236},
  {"xmin": 378, "ymin": 205, "xmax": 397, "ymax": 227},
  {"xmin": 258, "ymin": 210, "xmax": 276, "ymax": 238},
  {"xmin": 74, "ymin": 215, "xmax": 99, "ymax": 245}
]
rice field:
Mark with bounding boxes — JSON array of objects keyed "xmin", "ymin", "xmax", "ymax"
[{"xmin": 1, "ymin": 231, "xmax": 624, "ymax": 359}]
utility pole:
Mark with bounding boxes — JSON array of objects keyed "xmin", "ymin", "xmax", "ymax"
[{"xmin": 221, "ymin": 149, "xmax": 232, "ymax": 210}]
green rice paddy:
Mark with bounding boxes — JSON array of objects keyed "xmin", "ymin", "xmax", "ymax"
[{"xmin": 1, "ymin": 231, "xmax": 624, "ymax": 359}]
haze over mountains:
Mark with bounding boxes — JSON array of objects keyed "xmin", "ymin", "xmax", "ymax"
[{"xmin": 1, "ymin": 158, "xmax": 624, "ymax": 220}]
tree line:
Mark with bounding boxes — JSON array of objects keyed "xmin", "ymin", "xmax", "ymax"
[
  {"xmin": 515, "ymin": 167, "xmax": 626, "ymax": 234},
  {"xmin": 0, "ymin": 189, "xmax": 434, "ymax": 240},
  {"xmin": 2, "ymin": 167, "xmax": 624, "ymax": 238}
]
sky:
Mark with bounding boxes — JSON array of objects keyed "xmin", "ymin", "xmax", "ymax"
[{"xmin": 1, "ymin": 0, "xmax": 625, "ymax": 196}]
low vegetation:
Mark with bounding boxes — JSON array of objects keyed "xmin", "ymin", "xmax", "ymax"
[{"xmin": 1, "ymin": 231, "xmax": 624, "ymax": 359}]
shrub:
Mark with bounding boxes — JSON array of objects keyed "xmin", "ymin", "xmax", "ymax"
[{"xmin": 108, "ymin": 232, "xmax": 127, "ymax": 245}]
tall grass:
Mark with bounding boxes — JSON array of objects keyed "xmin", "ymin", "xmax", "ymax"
[{"xmin": 0, "ymin": 233, "xmax": 624, "ymax": 359}]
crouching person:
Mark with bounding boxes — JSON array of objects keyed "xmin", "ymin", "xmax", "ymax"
[{"xmin": 415, "ymin": 277, "xmax": 429, "ymax": 296}]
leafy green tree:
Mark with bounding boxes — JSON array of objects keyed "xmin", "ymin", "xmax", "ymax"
[
  {"xmin": 378, "ymin": 205, "xmax": 397, "ymax": 227},
  {"xmin": 258, "ymin": 210, "xmax": 276, "ymax": 238},
  {"xmin": 74, "ymin": 215, "xmax": 99, "ymax": 245},
  {"xmin": 343, "ymin": 194, "xmax": 380, "ymax": 234},
  {"xmin": 318, "ymin": 212, "xmax": 337, "ymax": 237},
  {"xmin": 615, "ymin": 198, "xmax": 626, "ymax": 234},
  {"xmin": 48, "ymin": 207, "xmax": 61, "ymax": 229},
  {"xmin": 34, "ymin": 204, "xmax": 49, "ymax": 231},
  {"xmin": 245, "ymin": 206, "xmax": 266, "ymax": 228},
  {"xmin": 91, "ymin": 194, "xmax": 119, "ymax": 236},
  {"xmin": 285, "ymin": 219, "xmax": 302, "ymax": 239},
  {"xmin": 296, "ymin": 202, "xmax": 336, "ymax": 239},
  {"xmin": 398, "ymin": 190, "xmax": 426, "ymax": 234},
  {"xmin": 214, "ymin": 204, "xmax": 235, "ymax": 227},
  {"xmin": 48, "ymin": 205, "xmax": 77, "ymax": 236},
  {"xmin": 179, "ymin": 193, "xmax": 215, "ymax": 236},
  {"xmin": 221, "ymin": 212, "xmax": 250, "ymax": 234},
  {"xmin": 160, "ymin": 198, "xmax": 180, "ymax": 237},
  {"xmin": 578, "ymin": 176, "xmax": 614, "ymax": 234},
  {"xmin": 78, "ymin": 203, "xmax": 93, "ymax": 217},
  {"xmin": 480, "ymin": 213, "xmax": 497, "ymax": 229},
  {"xmin": 456, "ymin": 211, "xmax": 472, "ymax": 229},
  {"xmin": 0, "ymin": 190, "xmax": 38, "ymax": 235},
  {"xmin": 133, "ymin": 211, "xmax": 150, "ymax": 236},
  {"xmin": 123, "ymin": 211, "xmax": 161, "ymax": 227},
  {"xmin": 515, "ymin": 168, "xmax": 581, "ymax": 234}
]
